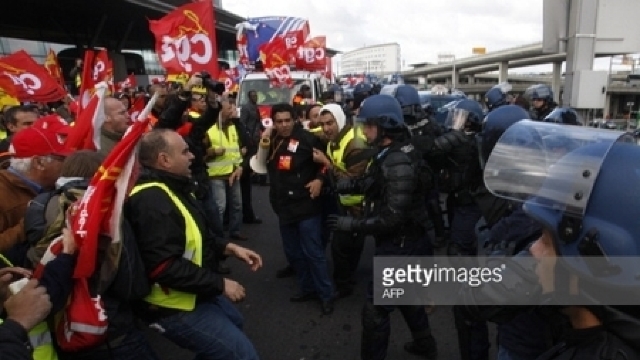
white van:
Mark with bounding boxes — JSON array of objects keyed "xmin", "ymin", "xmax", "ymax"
[{"xmin": 237, "ymin": 71, "xmax": 326, "ymax": 119}]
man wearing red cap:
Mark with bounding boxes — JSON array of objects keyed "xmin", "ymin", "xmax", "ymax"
[{"xmin": 0, "ymin": 115, "xmax": 71, "ymax": 257}]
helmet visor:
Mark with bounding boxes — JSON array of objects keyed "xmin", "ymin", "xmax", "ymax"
[
  {"xmin": 484, "ymin": 120, "xmax": 630, "ymax": 217},
  {"xmin": 444, "ymin": 108, "xmax": 469, "ymax": 131}
]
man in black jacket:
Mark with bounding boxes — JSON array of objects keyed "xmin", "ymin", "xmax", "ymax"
[
  {"xmin": 125, "ymin": 129, "xmax": 262, "ymax": 359},
  {"xmin": 262, "ymin": 103, "xmax": 335, "ymax": 315}
]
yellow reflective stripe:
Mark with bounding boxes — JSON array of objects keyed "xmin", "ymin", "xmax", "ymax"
[{"xmin": 0, "ymin": 253, "xmax": 13, "ymax": 267}]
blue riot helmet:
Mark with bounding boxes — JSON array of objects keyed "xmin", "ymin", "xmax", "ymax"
[
  {"xmin": 543, "ymin": 107, "xmax": 583, "ymax": 126},
  {"xmin": 484, "ymin": 123, "xmax": 640, "ymax": 304},
  {"xmin": 382, "ymin": 84, "xmax": 423, "ymax": 123},
  {"xmin": 444, "ymin": 99, "xmax": 485, "ymax": 132},
  {"xmin": 477, "ymin": 104, "xmax": 531, "ymax": 169},
  {"xmin": 354, "ymin": 83, "xmax": 372, "ymax": 95},
  {"xmin": 524, "ymin": 84, "xmax": 554, "ymax": 104},
  {"xmin": 327, "ymin": 84, "xmax": 344, "ymax": 104},
  {"xmin": 393, "ymin": 85, "xmax": 421, "ymax": 107},
  {"xmin": 353, "ymin": 83, "xmax": 373, "ymax": 110},
  {"xmin": 484, "ymin": 82, "xmax": 512, "ymax": 112},
  {"xmin": 356, "ymin": 94, "xmax": 406, "ymax": 145}
]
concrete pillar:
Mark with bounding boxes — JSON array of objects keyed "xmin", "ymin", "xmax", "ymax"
[
  {"xmin": 552, "ymin": 62, "xmax": 562, "ymax": 104},
  {"xmin": 418, "ymin": 76, "xmax": 427, "ymax": 86},
  {"xmin": 467, "ymin": 75, "xmax": 475, "ymax": 84},
  {"xmin": 563, "ymin": 0, "xmax": 598, "ymax": 107},
  {"xmin": 451, "ymin": 67, "xmax": 459, "ymax": 89},
  {"xmin": 498, "ymin": 61, "xmax": 509, "ymax": 83}
]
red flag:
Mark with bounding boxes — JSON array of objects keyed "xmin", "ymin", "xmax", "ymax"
[
  {"xmin": 295, "ymin": 36, "xmax": 327, "ymax": 73},
  {"xmin": 44, "ymin": 49, "xmax": 65, "ymax": 86},
  {"xmin": 69, "ymin": 114, "xmax": 151, "ymax": 279},
  {"xmin": 128, "ymin": 95, "xmax": 146, "ymax": 124},
  {"xmin": 117, "ymin": 74, "xmax": 137, "ymax": 92},
  {"xmin": 149, "ymin": 1, "xmax": 219, "ymax": 76},
  {"xmin": 0, "ymin": 50, "xmax": 67, "ymax": 103},
  {"xmin": 65, "ymin": 90, "xmax": 103, "ymax": 151},
  {"xmin": 79, "ymin": 49, "xmax": 111, "ymax": 110},
  {"xmin": 259, "ymin": 38, "xmax": 294, "ymax": 88},
  {"xmin": 0, "ymin": 77, "xmax": 18, "ymax": 99}
]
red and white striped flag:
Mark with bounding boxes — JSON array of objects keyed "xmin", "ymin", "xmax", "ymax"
[{"xmin": 68, "ymin": 91, "xmax": 159, "ymax": 278}]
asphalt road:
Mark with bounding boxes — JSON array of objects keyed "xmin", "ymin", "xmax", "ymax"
[{"xmin": 147, "ymin": 185, "xmax": 498, "ymax": 360}]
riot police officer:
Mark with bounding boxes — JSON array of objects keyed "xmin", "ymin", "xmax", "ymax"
[
  {"xmin": 352, "ymin": 83, "xmax": 373, "ymax": 116},
  {"xmin": 327, "ymin": 94, "xmax": 437, "ymax": 360},
  {"xmin": 484, "ymin": 82, "xmax": 512, "ymax": 113},
  {"xmin": 524, "ymin": 84, "xmax": 557, "ymax": 120},
  {"xmin": 430, "ymin": 99, "xmax": 489, "ymax": 360},
  {"xmin": 386, "ymin": 84, "xmax": 447, "ymax": 248},
  {"xmin": 432, "ymin": 99, "xmax": 485, "ymax": 256},
  {"xmin": 462, "ymin": 120, "xmax": 640, "ymax": 359}
]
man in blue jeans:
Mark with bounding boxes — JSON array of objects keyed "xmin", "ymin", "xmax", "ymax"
[
  {"xmin": 261, "ymin": 103, "xmax": 335, "ymax": 315},
  {"xmin": 127, "ymin": 129, "xmax": 263, "ymax": 359}
]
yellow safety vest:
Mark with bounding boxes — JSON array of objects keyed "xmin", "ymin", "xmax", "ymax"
[
  {"xmin": 30, "ymin": 322, "xmax": 57, "ymax": 360},
  {"xmin": 129, "ymin": 182, "xmax": 203, "ymax": 311},
  {"xmin": 0, "ymin": 129, "xmax": 6, "ymax": 140},
  {"xmin": 327, "ymin": 128, "xmax": 367, "ymax": 207},
  {"xmin": 206, "ymin": 123, "xmax": 242, "ymax": 177}
]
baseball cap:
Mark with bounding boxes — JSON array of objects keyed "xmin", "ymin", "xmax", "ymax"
[{"xmin": 10, "ymin": 115, "xmax": 72, "ymax": 158}]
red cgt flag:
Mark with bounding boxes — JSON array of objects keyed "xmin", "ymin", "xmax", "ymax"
[
  {"xmin": 259, "ymin": 37, "xmax": 293, "ymax": 88},
  {"xmin": 149, "ymin": 1, "xmax": 219, "ymax": 77},
  {"xmin": 295, "ymin": 36, "xmax": 327, "ymax": 73},
  {"xmin": 0, "ymin": 50, "xmax": 67, "ymax": 103},
  {"xmin": 69, "ymin": 111, "xmax": 152, "ymax": 279},
  {"xmin": 79, "ymin": 49, "xmax": 112, "ymax": 110}
]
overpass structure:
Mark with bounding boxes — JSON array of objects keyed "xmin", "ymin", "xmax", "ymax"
[{"xmin": 403, "ymin": 41, "xmax": 640, "ymax": 117}]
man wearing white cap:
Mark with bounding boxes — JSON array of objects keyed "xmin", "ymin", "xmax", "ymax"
[{"xmin": 312, "ymin": 104, "xmax": 375, "ymax": 298}]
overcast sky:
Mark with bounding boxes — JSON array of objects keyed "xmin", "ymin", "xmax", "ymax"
[{"xmin": 223, "ymin": 0, "xmax": 635, "ymax": 74}]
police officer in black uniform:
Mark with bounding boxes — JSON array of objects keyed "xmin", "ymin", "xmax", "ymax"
[
  {"xmin": 430, "ymin": 99, "xmax": 489, "ymax": 360},
  {"xmin": 327, "ymin": 94, "xmax": 437, "ymax": 360},
  {"xmin": 384, "ymin": 84, "xmax": 447, "ymax": 248}
]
